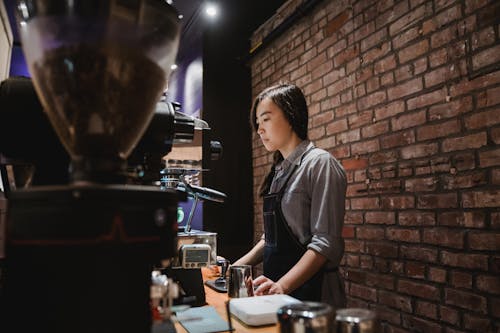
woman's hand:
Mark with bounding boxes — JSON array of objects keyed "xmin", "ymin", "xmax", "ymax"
[{"xmin": 252, "ymin": 275, "xmax": 285, "ymax": 296}]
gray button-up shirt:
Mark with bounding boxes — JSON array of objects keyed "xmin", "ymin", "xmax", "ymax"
[{"xmin": 266, "ymin": 140, "xmax": 347, "ymax": 307}]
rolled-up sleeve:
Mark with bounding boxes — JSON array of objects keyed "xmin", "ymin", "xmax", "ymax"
[{"xmin": 306, "ymin": 153, "xmax": 346, "ymax": 265}]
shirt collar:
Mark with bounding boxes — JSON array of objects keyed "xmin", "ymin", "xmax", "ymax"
[{"xmin": 276, "ymin": 140, "xmax": 313, "ymax": 170}]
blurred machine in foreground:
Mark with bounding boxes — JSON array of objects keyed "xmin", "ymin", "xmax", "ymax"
[{"xmin": 0, "ymin": 1, "xmax": 217, "ymax": 333}]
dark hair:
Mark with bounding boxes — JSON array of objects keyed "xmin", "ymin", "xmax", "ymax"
[{"xmin": 250, "ymin": 83, "xmax": 309, "ymax": 196}]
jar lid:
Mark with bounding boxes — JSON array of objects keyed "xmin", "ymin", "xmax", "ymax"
[
  {"xmin": 277, "ymin": 302, "xmax": 333, "ymax": 320},
  {"xmin": 335, "ymin": 308, "xmax": 377, "ymax": 323}
]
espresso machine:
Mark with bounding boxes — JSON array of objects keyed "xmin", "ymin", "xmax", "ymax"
[{"xmin": 0, "ymin": 1, "xmax": 189, "ymax": 332}]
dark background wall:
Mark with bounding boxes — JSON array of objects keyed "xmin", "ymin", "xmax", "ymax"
[
  {"xmin": 201, "ymin": 0, "xmax": 287, "ymax": 262},
  {"xmin": 249, "ymin": 0, "xmax": 500, "ymax": 332}
]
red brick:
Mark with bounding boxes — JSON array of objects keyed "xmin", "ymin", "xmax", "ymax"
[
  {"xmin": 399, "ymin": 211, "xmax": 436, "ymax": 226},
  {"xmin": 405, "ymin": 176, "xmax": 438, "ymax": 192},
  {"xmin": 429, "ymin": 48, "xmax": 448, "ymax": 68},
  {"xmin": 431, "ymin": 24, "xmax": 459, "ymax": 49},
  {"xmin": 378, "ymin": 290, "xmax": 412, "ymax": 312},
  {"xmin": 477, "ymin": 86, "xmax": 500, "ymax": 108},
  {"xmin": 438, "ymin": 211, "xmax": 485, "ymax": 228},
  {"xmin": 381, "ymin": 195, "xmax": 415, "ymax": 209},
  {"xmin": 326, "ymin": 118, "xmax": 348, "ymax": 135},
  {"xmin": 462, "ymin": 190, "xmax": 500, "ymax": 208},
  {"xmin": 374, "ymin": 54, "xmax": 397, "ymax": 74},
  {"xmin": 490, "ymin": 127, "xmax": 500, "ymax": 144},
  {"xmin": 493, "ymin": 212, "xmax": 500, "ymax": 228},
  {"xmin": 381, "ymin": 130, "xmax": 416, "ymax": 149},
  {"xmin": 350, "ymin": 283, "xmax": 377, "ymax": 302},
  {"xmin": 337, "ymin": 129, "xmax": 361, "ymax": 144},
  {"xmin": 423, "ymin": 227, "xmax": 464, "ymax": 249},
  {"xmin": 311, "ymin": 111, "xmax": 334, "ymax": 128},
  {"xmin": 362, "ymin": 120, "xmax": 389, "ymax": 138},
  {"xmin": 450, "ymin": 69, "xmax": 500, "ymax": 97},
  {"xmin": 366, "ymin": 77, "xmax": 380, "ymax": 93},
  {"xmin": 424, "ymin": 65, "xmax": 460, "ymax": 88},
  {"xmin": 442, "ymin": 171, "xmax": 488, "ymax": 190},
  {"xmin": 407, "ymin": 88, "xmax": 446, "ymax": 110},
  {"xmin": 479, "ymin": 148, "xmax": 500, "ymax": 167},
  {"xmin": 429, "ymin": 96, "xmax": 473, "ymax": 120},
  {"xmin": 334, "ymin": 45, "xmax": 359, "ymax": 67},
  {"xmin": 347, "ymin": 183, "xmax": 368, "ymax": 197},
  {"xmin": 365, "ymin": 211, "xmax": 396, "ymax": 225},
  {"xmin": 442, "ymin": 132, "xmax": 488, "ymax": 152},
  {"xmin": 351, "ymin": 197, "xmax": 380, "ymax": 210},
  {"xmin": 335, "ymin": 102, "xmax": 357, "ymax": 118},
  {"xmin": 434, "ymin": 4, "xmax": 461, "ymax": 27},
  {"xmin": 329, "ymin": 145, "xmax": 350, "ymax": 158},
  {"xmin": 445, "ymin": 288, "xmax": 487, "ymax": 313},
  {"xmin": 342, "ymin": 157, "xmax": 368, "ymax": 170},
  {"xmin": 316, "ymin": 136, "xmax": 336, "ymax": 150},
  {"xmin": 416, "ymin": 300, "xmax": 438, "ymax": 319},
  {"xmin": 451, "ymin": 270, "xmax": 473, "ymax": 289},
  {"xmin": 452, "ymin": 152, "xmax": 476, "ymax": 171},
  {"xmin": 345, "ymin": 211, "xmax": 363, "ymax": 225},
  {"xmin": 417, "ymin": 119, "xmax": 461, "ymax": 141},
  {"xmin": 392, "ymin": 110, "xmax": 426, "ymax": 131},
  {"xmin": 357, "ymin": 226, "xmax": 384, "ymax": 240},
  {"xmin": 463, "ymin": 313, "xmax": 495, "ymax": 332},
  {"xmin": 465, "ymin": 0, "xmax": 490, "ymax": 13},
  {"xmin": 348, "ymin": 110, "xmax": 373, "ymax": 129},
  {"xmin": 399, "ymin": 39, "xmax": 429, "ymax": 64},
  {"xmin": 429, "ymin": 267, "xmax": 447, "ymax": 283},
  {"xmin": 358, "ymin": 90, "xmax": 386, "ymax": 110},
  {"xmin": 401, "ymin": 143, "xmax": 439, "ymax": 159},
  {"xmin": 366, "ymin": 241, "xmax": 399, "ymax": 258},
  {"xmin": 388, "ymin": 78, "xmax": 423, "ymax": 100},
  {"xmin": 374, "ymin": 100, "xmax": 405, "ymax": 120},
  {"xmin": 351, "ymin": 139, "xmax": 380, "ymax": 155},
  {"xmin": 441, "ymin": 251, "xmax": 489, "ymax": 270},
  {"xmin": 492, "ymin": 297, "xmax": 500, "ymax": 318},
  {"xmin": 393, "ymin": 26, "xmax": 420, "ymax": 49},
  {"xmin": 342, "ymin": 225, "xmax": 355, "ymax": 238},
  {"xmin": 471, "ymin": 26, "xmax": 496, "ymax": 51},
  {"xmin": 389, "ymin": 4, "xmax": 425, "ymax": 35},
  {"xmin": 325, "ymin": 10, "xmax": 350, "ymax": 36},
  {"xmin": 398, "ymin": 279, "xmax": 439, "ymax": 300},
  {"xmin": 469, "ymin": 232, "xmax": 500, "ymax": 251},
  {"xmin": 309, "ymin": 126, "xmax": 326, "ymax": 141},
  {"xmin": 418, "ymin": 193, "xmax": 458, "ymax": 209},
  {"xmin": 354, "ymin": 21, "xmax": 376, "ymax": 44},
  {"xmin": 494, "ymin": 168, "xmax": 500, "ymax": 184},
  {"xmin": 394, "ymin": 63, "xmax": 414, "ymax": 82},
  {"xmin": 401, "ymin": 245, "xmax": 438, "ymax": 262},
  {"xmin": 440, "ymin": 305, "xmax": 460, "ymax": 325},
  {"xmin": 476, "ymin": 274, "xmax": 500, "ymax": 294},
  {"xmin": 472, "ymin": 44, "xmax": 500, "ymax": 71},
  {"xmin": 364, "ymin": 42, "xmax": 391, "ymax": 67},
  {"xmin": 387, "ymin": 228, "xmax": 420, "ymax": 242},
  {"xmin": 376, "ymin": 1, "xmax": 409, "ymax": 28},
  {"xmin": 465, "ymin": 107, "xmax": 500, "ymax": 130}
]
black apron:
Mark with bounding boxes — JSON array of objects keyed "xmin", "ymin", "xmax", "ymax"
[{"xmin": 263, "ymin": 163, "xmax": 324, "ymax": 302}]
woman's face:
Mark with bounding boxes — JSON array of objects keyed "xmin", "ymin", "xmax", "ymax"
[{"xmin": 255, "ymin": 97, "xmax": 295, "ymax": 152}]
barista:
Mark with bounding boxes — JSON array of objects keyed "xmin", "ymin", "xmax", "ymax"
[{"xmin": 232, "ymin": 83, "xmax": 347, "ymax": 308}]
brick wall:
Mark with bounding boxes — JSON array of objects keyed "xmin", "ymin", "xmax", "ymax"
[{"xmin": 249, "ymin": 0, "xmax": 500, "ymax": 332}]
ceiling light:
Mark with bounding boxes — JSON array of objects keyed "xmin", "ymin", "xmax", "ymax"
[{"xmin": 205, "ymin": 3, "xmax": 218, "ymax": 18}]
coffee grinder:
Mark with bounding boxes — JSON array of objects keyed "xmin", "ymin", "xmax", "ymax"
[{"xmin": 0, "ymin": 1, "xmax": 182, "ymax": 332}]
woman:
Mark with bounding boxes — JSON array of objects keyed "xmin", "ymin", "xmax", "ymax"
[{"xmin": 232, "ymin": 83, "xmax": 347, "ymax": 308}]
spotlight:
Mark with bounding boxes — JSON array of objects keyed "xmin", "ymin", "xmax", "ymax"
[{"xmin": 205, "ymin": 2, "xmax": 218, "ymax": 18}]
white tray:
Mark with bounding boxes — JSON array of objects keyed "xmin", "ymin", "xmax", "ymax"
[{"xmin": 229, "ymin": 294, "xmax": 301, "ymax": 326}]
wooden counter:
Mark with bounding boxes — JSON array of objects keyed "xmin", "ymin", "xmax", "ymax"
[{"xmin": 174, "ymin": 268, "xmax": 278, "ymax": 333}]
